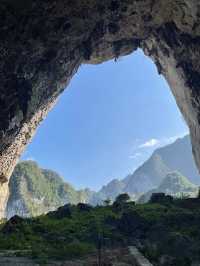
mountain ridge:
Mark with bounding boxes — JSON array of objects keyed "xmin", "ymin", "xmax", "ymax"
[
  {"xmin": 5, "ymin": 134, "xmax": 200, "ymax": 217},
  {"xmin": 138, "ymin": 171, "xmax": 198, "ymax": 203},
  {"xmin": 6, "ymin": 161, "xmax": 94, "ymax": 218},
  {"xmin": 92, "ymin": 135, "xmax": 200, "ymax": 204}
]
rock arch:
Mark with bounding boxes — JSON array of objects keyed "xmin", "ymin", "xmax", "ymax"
[{"xmin": 0, "ymin": 0, "xmax": 200, "ymax": 212}]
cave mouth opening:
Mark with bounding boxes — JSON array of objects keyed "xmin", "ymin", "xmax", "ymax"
[{"xmin": 20, "ymin": 49, "xmax": 189, "ymax": 192}]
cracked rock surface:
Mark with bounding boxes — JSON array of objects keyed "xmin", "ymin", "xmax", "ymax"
[{"xmin": 0, "ymin": 0, "xmax": 200, "ymax": 216}]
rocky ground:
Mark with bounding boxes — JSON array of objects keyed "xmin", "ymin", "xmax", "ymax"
[{"xmin": 0, "ymin": 248, "xmax": 141, "ymax": 266}]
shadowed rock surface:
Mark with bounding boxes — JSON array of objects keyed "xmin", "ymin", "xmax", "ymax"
[{"xmin": 1, "ymin": 0, "xmax": 200, "ymax": 216}]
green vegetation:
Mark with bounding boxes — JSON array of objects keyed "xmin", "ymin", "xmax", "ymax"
[
  {"xmin": 6, "ymin": 136, "xmax": 200, "ymax": 219},
  {"xmin": 6, "ymin": 161, "xmax": 94, "ymax": 218},
  {"xmin": 139, "ymin": 171, "xmax": 198, "ymax": 203},
  {"xmin": 1, "ymin": 194, "xmax": 200, "ymax": 265}
]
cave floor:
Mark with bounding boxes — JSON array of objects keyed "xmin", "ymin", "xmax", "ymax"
[{"xmin": 0, "ymin": 247, "xmax": 151, "ymax": 266}]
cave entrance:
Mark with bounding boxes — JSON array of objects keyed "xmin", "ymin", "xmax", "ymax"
[{"xmin": 20, "ymin": 49, "xmax": 188, "ymax": 191}]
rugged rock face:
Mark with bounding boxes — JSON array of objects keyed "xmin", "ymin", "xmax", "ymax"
[
  {"xmin": 6, "ymin": 160, "xmax": 94, "ymax": 218},
  {"xmin": 0, "ymin": 1, "xmax": 200, "ymax": 215},
  {"xmin": 0, "ymin": 183, "xmax": 9, "ymax": 219},
  {"xmin": 138, "ymin": 171, "xmax": 198, "ymax": 203},
  {"xmin": 91, "ymin": 135, "xmax": 200, "ymax": 204}
]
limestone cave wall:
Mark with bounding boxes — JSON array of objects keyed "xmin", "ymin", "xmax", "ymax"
[{"xmin": 0, "ymin": 0, "xmax": 200, "ymax": 216}]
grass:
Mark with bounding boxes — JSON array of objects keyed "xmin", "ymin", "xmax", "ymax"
[{"xmin": 1, "ymin": 197, "xmax": 200, "ymax": 265}]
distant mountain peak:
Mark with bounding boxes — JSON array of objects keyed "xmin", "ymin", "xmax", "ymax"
[
  {"xmin": 159, "ymin": 171, "xmax": 197, "ymax": 192},
  {"xmin": 6, "ymin": 161, "xmax": 94, "ymax": 218},
  {"xmin": 6, "ymin": 135, "xmax": 200, "ymax": 217},
  {"xmin": 138, "ymin": 171, "xmax": 198, "ymax": 203},
  {"xmin": 91, "ymin": 135, "xmax": 199, "ymax": 204}
]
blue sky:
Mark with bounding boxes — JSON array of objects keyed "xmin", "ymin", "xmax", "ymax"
[{"xmin": 21, "ymin": 49, "xmax": 188, "ymax": 191}]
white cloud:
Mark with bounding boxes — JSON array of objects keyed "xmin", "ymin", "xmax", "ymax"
[
  {"xmin": 139, "ymin": 138, "xmax": 159, "ymax": 148},
  {"xmin": 128, "ymin": 132, "xmax": 189, "ymax": 169},
  {"xmin": 136, "ymin": 131, "xmax": 189, "ymax": 151}
]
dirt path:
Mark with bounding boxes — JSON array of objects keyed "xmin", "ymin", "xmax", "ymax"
[
  {"xmin": 129, "ymin": 246, "xmax": 153, "ymax": 266},
  {"xmin": 0, "ymin": 247, "xmax": 153, "ymax": 266}
]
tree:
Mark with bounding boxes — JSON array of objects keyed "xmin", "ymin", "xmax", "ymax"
[
  {"xmin": 198, "ymin": 187, "xmax": 200, "ymax": 198},
  {"xmin": 115, "ymin": 193, "xmax": 130, "ymax": 204},
  {"xmin": 89, "ymin": 215, "xmax": 104, "ymax": 266},
  {"xmin": 113, "ymin": 193, "xmax": 131, "ymax": 212},
  {"xmin": 103, "ymin": 198, "xmax": 111, "ymax": 206}
]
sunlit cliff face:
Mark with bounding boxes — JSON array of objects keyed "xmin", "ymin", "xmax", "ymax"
[{"xmin": 0, "ymin": 0, "xmax": 200, "ymax": 217}]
